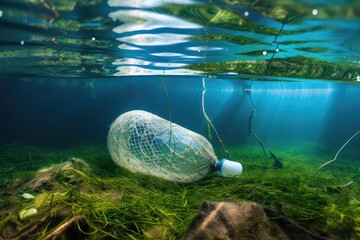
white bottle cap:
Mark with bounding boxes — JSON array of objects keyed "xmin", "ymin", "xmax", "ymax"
[{"xmin": 216, "ymin": 159, "xmax": 243, "ymax": 177}]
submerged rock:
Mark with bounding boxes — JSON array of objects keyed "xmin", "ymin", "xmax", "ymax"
[
  {"xmin": 184, "ymin": 201, "xmax": 289, "ymax": 240},
  {"xmin": 24, "ymin": 157, "xmax": 91, "ymax": 191}
]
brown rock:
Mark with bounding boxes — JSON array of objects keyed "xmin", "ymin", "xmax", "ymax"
[
  {"xmin": 184, "ymin": 201, "xmax": 289, "ymax": 240},
  {"xmin": 25, "ymin": 157, "xmax": 91, "ymax": 191}
]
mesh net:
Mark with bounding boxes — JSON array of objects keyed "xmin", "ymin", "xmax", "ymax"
[{"xmin": 107, "ymin": 110, "xmax": 218, "ymax": 183}]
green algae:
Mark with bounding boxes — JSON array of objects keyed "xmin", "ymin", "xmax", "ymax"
[
  {"xmin": 0, "ymin": 143, "xmax": 359, "ymax": 239},
  {"xmin": 189, "ymin": 57, "xmax": 360, "ymax": 81}
]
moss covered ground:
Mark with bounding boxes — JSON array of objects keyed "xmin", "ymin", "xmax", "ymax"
[{"xmin": 0, "ymin": 142, "xmax": 359, "ymax": 239}]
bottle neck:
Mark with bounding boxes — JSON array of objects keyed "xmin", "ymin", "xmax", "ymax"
[{"xmin": 216, "ymin": 158, "xmax": 243, "ymax": 177}]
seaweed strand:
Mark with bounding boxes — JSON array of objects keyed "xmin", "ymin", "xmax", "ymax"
[
  {"xmin": 314, "ymin": 129, "xmax": 360, "ymax": 175},
  {"xmin": 248, "ymin": 109, "xmax": 283, "ymax": 168},
  {"xmin": 202, "ymin": 77, "xmax": 228, "ymax": 158}
]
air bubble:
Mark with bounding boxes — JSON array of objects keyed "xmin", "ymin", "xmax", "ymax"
[
  {"xmin": 312, "ymin": 9, "xmax": 318, "ymax": 15},
  {"xmin": 92, "ymin": 37, "xmax": 96, "ymax": 41},
  {"xmin": 20, "ymin": 40, "xmax": 24, "ymax": 45},
  {"xmin": 357, "ymin": 76, "xmax": 360, "ymax": 82},
  {"xmin": 276, "ymin": 48, "xmax": 280, "ymax": 52},
  {"xmin": 0, "ymin": 10, "xmax": 3, "ymax": 18},
  {"xmin": 262, "ymin": 51, "xmax": 267, "ymax": 56},
  {"xmin": 244, "ymin": 11, "xmax": 249, "ymax": 17}
]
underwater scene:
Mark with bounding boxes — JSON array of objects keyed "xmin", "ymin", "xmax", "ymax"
[{"xmin": 0, "ymin": 0, "xmax": 360, "ymax": 239}]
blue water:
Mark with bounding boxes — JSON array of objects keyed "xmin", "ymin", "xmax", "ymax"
[
  {"xmin": 0, "ymin": 0, "xmax": 359, "ymax": 152},
  {"xmin": 1, "ymin": 76, "xmax": 359, "ymax": 155},
  {"xmin": 0, "ymin": 0, "xmax": 359, "ymax": 78}
]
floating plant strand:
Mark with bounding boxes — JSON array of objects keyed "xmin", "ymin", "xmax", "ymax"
[
  {"xmin": 161, "ymin": 74, "xmax": 176, "ymax": 158},
  {"xmin": 202, "ymin": 78, "xmax": 228, "ymax": 158},
  {"xmin": 314, "ymin": 129, "xmax": 360, "ymax": 175}
]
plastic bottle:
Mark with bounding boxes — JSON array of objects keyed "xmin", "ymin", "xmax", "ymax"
[{"xmin": 107, "ymin": 110, "xmax": 242, "ymax": 183}]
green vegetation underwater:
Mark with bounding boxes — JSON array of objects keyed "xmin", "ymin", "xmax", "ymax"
[{"xmin": 0, "ymin": 0, "xmax": 360, "ymax": 239}]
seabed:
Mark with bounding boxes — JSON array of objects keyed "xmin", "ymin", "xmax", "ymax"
[{"xmin": 0, "ymin": 143, "xmax": 359, "ymax": 239}]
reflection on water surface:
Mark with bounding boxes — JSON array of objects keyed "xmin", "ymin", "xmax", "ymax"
[{"xmin": 0, "ymin": 0, "xmax": 359, "ymax": 80}]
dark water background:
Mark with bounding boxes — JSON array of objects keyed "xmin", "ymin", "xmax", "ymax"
[
  {"xmin": 1, "ymin": 77, "xmax": 360, "ymax": 154},
  {"xmin": 0, "ymin": 0, "xmax": 359, "ymax": 157}
]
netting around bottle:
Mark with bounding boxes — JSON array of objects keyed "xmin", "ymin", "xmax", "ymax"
[{"xmin": 107, "ymin": 110, "xmax": 218, "ymax": 183}]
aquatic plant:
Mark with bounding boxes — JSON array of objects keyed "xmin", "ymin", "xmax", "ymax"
[
  {"xmin": 202, "ymin": 77, "xmax": 228, "ymax": 158},
  {"xmin": 314, "ymin": 129, "xmax": 360, "ymax": 175},
  {"xmin": 0, "ymin": 143, "xmax": 359, "ymax": 239},
  {"xmin": 189, "ymin": 57, "xmax": 360, "ymax": 81},
  {"xmin": 248, "ymin": 109, "xmax": 283, "ymax": 169}
]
